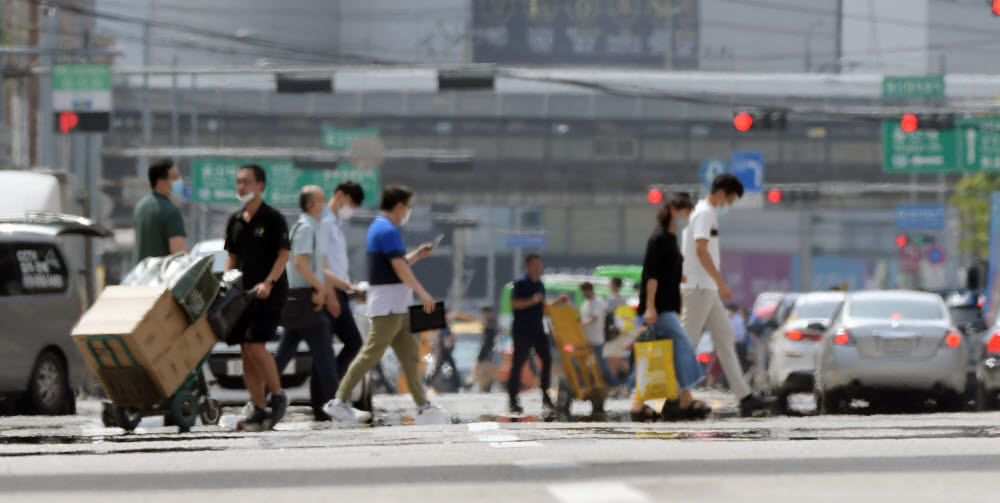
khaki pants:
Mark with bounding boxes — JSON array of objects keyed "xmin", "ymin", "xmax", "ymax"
[
  {"xmin": 335, "ymin": 312, "xmax": 427, "ymax": 406},
  {"xmin": 680, "ymin": 288, "xmax": 751, "ymax": 399}
]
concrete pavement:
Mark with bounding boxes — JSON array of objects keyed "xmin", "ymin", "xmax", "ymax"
[{"xmin": 2, "ymin": 392, "xmax": 1000, "ymax": 502}]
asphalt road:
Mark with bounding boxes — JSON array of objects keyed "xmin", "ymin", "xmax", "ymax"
[{"xmin": 2, "ymin": 391, "xmax": 1000, "ymax": 502}]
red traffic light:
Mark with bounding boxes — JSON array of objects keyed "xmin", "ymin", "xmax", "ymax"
[
  {"xmin": 993, "ymin": 0, "xmax": 1000, "ymax": 15},
  {"xmin": 733, "ymin": 112, "xmax": 754, "ymax": 132},
  {"xmin": 767, "ymin": 189, "xmax": 782, "ymax": 204},
  {"xmin": 647, "ymin": 189, "xmax": 663, "ymax": 205},
  {"xmin": 58, "ymin": 112, "xmax": 79, "ymax": 133},
  {"xmin": 900, "ymin": 113, "xmax": 918, "ymax": 133},
  {"xmin": 895, "ymin": 234, "xmax": 909, "ymax": 248}
]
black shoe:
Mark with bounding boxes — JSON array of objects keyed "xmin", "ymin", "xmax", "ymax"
[
  {"xmin": 660, "ymin": 400, "xmax": 682, "ymax": 421},
  {"xmin": 313, "ymin": 409, "xmax": 333, "ymax": 422},
  {"xmin": 269, "ymin": 393, "xmax": 288, "ymax": 425},
  {"xmin": 508, "ymin": 400, "xmax": 524, "ymax": 415},
  {"xmin": 236, "ymin": 406, "xmax": 272, "ymax": 432},
  {"xmin": 739, "ymin": 393, "xmax": 777, "ymax": 417}
]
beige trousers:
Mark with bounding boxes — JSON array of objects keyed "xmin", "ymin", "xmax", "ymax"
[
  {"xmin": 335, "ymin": 312, "xmax": 427, "ymax": 406},
  {"xmin": 680, "ymin": 288, "xmax": 751, "ymax": 399}
]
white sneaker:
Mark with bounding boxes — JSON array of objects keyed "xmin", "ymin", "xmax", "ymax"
[
  {"xmin": 240, "ymin": 401, "xmax": 253, "ymax": 418},
  {"xmin": 322, "ymin": 399, "xmax": 372, "ymax": 424},
  {"xmin": 415, "ymin": 403, "xmax": 449, "ymax": 425}
]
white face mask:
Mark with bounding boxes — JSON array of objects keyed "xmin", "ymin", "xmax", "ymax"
[
  {"xmin": 717, "ymin": 204, "xmax": 731, "ymax": 217},
  {"xmin": 401, "ymin": 208, "xmax": 412, "ymax": 226},
  {"xmin": 237, "ymin": 192, "xmax": 256, "ymax": 204},
  {"xmin": 675, "ymin": 216, "xmax": 689, "ymax": 229},
  {"xmin": 338, "ymin": 202, "xmax": 356, "ymax": 220}
]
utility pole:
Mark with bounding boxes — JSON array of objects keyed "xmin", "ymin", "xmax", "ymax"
[
  {"xmin": 38, "ymin": 6, "xmax": 56, "ymax": 168},
  {"xmin": 170, "ymin": 54, "xmax": 179, "ymax": 147},
  {"xmin": 834, "ymin": 0, "xmax": 843, "ymax": 73},
  {"xmin": 137, "ymin": 19, "xmax": 152, "ymax": 177}
]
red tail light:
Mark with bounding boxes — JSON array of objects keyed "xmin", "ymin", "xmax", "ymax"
[
  {"xmin": 563, "ymin": 344, "xmax": 575, "ymax": 353},
  {"xmin": 834, "ymin": 329, "xmax": 851, "ymax": 345},
  {"xmin": 979, "ymin": 299, "xmax": 986, "ymax": 308},
  {"xmin": 696, "ymin": 353, "xmax": 712, "ymax": 363},
  {"xmin": 945, "ymin": 332, "xmax": 962, "ymax": 349},
  {"xmin": 987, "ymin": 332, "xmax": 1000, "ymax": 354},
  {"xmin": 785, "ymin": 330, "xmax": 803, "ymax": 341}
]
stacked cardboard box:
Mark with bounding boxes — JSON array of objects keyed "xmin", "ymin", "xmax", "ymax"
[{"xmin": 72, "ymin": 286, "xmax": 218, "ymax": 406}]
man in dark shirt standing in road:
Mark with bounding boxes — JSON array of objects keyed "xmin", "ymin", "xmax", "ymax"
[
  {"xmin": 508, "ymin": 254, "xmax": 567, "ymax": 415},
  {"xmin": 224, "ymin": 164, "xmax": 290, "ymax": 431},
  {"xmin": 133, "ymin": 158, "xmax": 186, "ymax": 264}
]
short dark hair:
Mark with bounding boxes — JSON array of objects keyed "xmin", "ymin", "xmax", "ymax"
[
  {"xmin": 657, "ymin": 191, "xmax": 694, "ymax": 228},
  {"xmin": 580, "ymin": 281, "xmax": 593, "ymax": 292},
  {"xmin": 380, "ymin": 184, "xmax": 413, "ymax": 211},
  {"xmin": 525, "ymin": 253, "xmax": 541, "ymax": 266},
  {"xmin": 336, "ymin": 180, "xmax": 365, "ymax": 206},
  {"xmin": 610, "ymin": 277, "xmax": 623, "ymax": 289},
  {"xmin": 147, "ymin": 158, "xmax": 174, "ymax": 189},
  {"xmin": 711, "ymin": 173, "xmax": 744, "ymax": 198},
  {"xmin": 239, "ymin": 164, "xmax": 267, "ymax": 187}
]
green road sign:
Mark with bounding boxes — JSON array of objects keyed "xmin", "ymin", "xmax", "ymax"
[
  {"xmin": 882, "ymin": 120, "xmax": 959, "ymax": 173},
  {"xmin": 191, "ymin": 159, "xmax": 380, "ymax": 208},
  {"xmin": 957, "ymin": 116, "xmax": 1000, "ymax": 172},
  {"xmin": 53, "ymin": 64, "xmax": 112, "ymax": 92},
  {"xmin": 52, "ymin": 63, "xmax": 112, "ymax": 114},
  {"xmin": 321, "ymin": 127, "xmax": 379, "ymax": 149},
  {"xmin": 882, "ymin": 117, "xmax": 1000, "ymax": 173},
  {"xmin": 882, "ymin": 76, "xmax": 945, "ymax": 99}
]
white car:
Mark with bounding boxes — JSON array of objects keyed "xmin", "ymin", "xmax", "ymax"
[{"xmin": 764, "ymin": 291, "xmax": 845, "ymax": 414}]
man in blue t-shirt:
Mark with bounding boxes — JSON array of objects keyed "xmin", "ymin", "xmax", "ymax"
[
  {"xmin": 324, "ymin": 184, "xmax": 447, "ymax": 424},
  {"xmin": 508, "ymin": 254, "xmax": 568, "ymax": 415}
]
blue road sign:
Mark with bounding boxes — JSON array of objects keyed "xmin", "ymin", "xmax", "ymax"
[
  {"xmin": 730, "ymin": 151, "xmax": 764, "ymax": 193},
  {"xmin": 894, "ymin": 204, "xmax": 947, "ymax": 230},
  {"xmin": 699, "ymin": 157, "xmax": 729, "ymax": 191},
  {"xmin": 927, "ymin": 246, "xmax": 945, "ymax": 265},
  {"xmin": 506, "ymin": 233, "xmax": 547, "ymax": 249}
]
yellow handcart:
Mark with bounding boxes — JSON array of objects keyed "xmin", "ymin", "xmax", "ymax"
[{"xmin": 544, "ymin": 303, "xmax": 608, "ymax": 418}]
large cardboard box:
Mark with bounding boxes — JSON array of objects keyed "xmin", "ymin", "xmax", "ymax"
[
  {"xmin": 145, "ymin": 315, "xmax": 217, "ymax": 397},
  {"xmin": 71, "ymin": 286, "xmax": 189, "ymax": 373}
]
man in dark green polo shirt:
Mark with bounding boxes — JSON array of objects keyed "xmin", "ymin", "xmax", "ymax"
[{"xmin": 132, "ymin": 158, "xmax": 187, "ymax": 264}]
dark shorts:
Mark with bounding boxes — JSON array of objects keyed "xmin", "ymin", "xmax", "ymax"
[{"xmin": 230, "ymin": 297, "xmax": 284, "ymax": 345}]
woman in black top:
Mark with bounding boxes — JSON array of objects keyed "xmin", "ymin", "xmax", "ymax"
[{"xmin": 631, "ymin": 192, "xmax": 709, "ymax": 421}]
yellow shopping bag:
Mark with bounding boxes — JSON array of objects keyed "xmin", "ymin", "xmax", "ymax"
[{"xmin": 634, "ymin": 338, "xmax": 679, "ymax": 401}]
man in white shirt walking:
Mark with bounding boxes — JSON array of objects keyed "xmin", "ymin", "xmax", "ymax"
[
  {"xmin": 319, "ymin": 181, "xmax": 365, "ymax": 383},
  {"xmin": 680, "ymin": 174, "xmax": 775, "ymax": 416}
]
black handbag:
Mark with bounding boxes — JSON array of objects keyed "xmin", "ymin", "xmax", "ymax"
[
  {"xmin": 279, "ymin": 220, "xmax": 323, "ymax": 330},
  {"xmin": 280, "ymin": 287, "xmax": 323, "ymax": 329},
  {"xmin": 210, "ymin": 271, "xmax": 255, "ymax": 346}
]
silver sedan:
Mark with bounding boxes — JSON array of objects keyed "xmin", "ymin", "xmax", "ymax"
[{"xmin": 814, "ymin": 290, "xmax": 966, "ymax": 414}]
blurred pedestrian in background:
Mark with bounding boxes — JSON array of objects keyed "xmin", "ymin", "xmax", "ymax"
[
  {"xmin": 580, "ymin": 282, "xmax": 617, "ymax": 389},
  {"xmin": 474, "ymin": 306, "xmax": 499, "ymax": 392},
  {"xmin": 133, "ymin": 158, "xmax": 186, "ymax": 264},
  {"xmin": 729, "ymin": 304, "xmax": 749, "ymax": 372}
]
